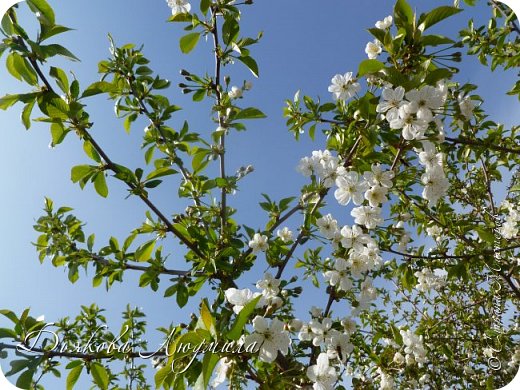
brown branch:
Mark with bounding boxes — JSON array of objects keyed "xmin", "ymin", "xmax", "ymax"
[
  {"xmin": 25, "ymin": 55, "xmax": 206, "ymax": 260},
  {"xmin": 444, "ymin": 136, "xmax": 520, "ymax": 155}
]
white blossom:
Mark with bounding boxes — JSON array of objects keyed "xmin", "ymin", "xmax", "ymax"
[
  {"xmin": 256, "ymin": 272, "xmax": 280, "ymax": 297},
  {"xmin": 340, "ymin": 224, "xmax": 370, "ymax": 252},
  {"xmin": 363, "ymin": 164, "xmax": 395, "ymax": 189},
  {"xmin": 365, "ymin": 185, "xmax": 389, "ymax": 207},
  {"xmin": 375, "ymin": 15, "xmax": 393, "ymax": 29},
  {"xmin": 365, "ymin": 40, "xmax": 382, "ymax": 59},
  {"xmin": 400, "ymin": 329, "xmax": 428, "ymax": 366},
  {"xmin": 328, "ymin": 72, "xmax": 361, "ymax": 101},
  {"xmin": 341, "ymin": 317, "xmax": 357, "ymax": 335},
  {"xmin": 228, "ymin": 86, "xmax": 243, "ymax": 99},
  {"xmin": 324, "ymin": 258, "xmax": 353, "ymax": 291},
  {"xmin": 351, "ymin": 206, "xmax": 383, "ymax": 229},
  {"xmin": 277, "ymin": 227, "xmax": 294, "ymax": 243},
  {"xmin": 249, "ymin": 233, "xmax": 269, "ymax": 253},
  {"xmin": 224, "ymin": 288, "xmax": 264, "ymax": 314},
  {"xmin": 458, "ymin": 93, "xmax": 475, "ymax": 120},
  {"xmin": 421, "ymin": 167, "xmax": 449, "ymax": 205},
  {"xmin": 210, "ymin": 358, "xmax": 232, "ymax": 388},
  {"xmin": 309, "ymin": 318, "xmax": 334, "ymax": 346},
  {"xmin": 166, "ymin": 0, "xmax": 191, "ymax": 15},
  {"xmin": 316, "ymin": 214, "xmax": 339, "ymax": 239},
  {"xmin": 326, "ymin": 332, "xmax": 353, "ymax": 363},
  {"xmin": 376, "ymin": 86, "xmax": 405, "ymax": 122},
  {"xmin": 335, "ymin": 172, "xmax": 369, "ymax": 206},
  {"xmin": 244, "ymin": 316, "xmax": 290, "ymax": 363},
  {"xmin": 307, "ymin": 353, "xmax": 338, "ymax": 390}
]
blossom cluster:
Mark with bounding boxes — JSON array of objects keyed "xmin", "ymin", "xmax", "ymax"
[
  {"xmin": 499, "ymin": 199, "xmax": 520, "ymax": 239},
  {"xmin": 417, "ymin": 140, "xmax": 450, "ymax": 205},
  {"xmin": 414, "ymin": 268, "xmax": 446, "ymax": 293},
  {"xmin": 399, "ymin": 328, "xmax": 428, "ymax": 366}
]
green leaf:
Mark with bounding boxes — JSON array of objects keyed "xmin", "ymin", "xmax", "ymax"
[
  {"xmin": 49, "ymin": 66, "xmax": 69, "ymax": 93},
  {"xmin": 81, "ymin": 81, "xmax": 118, "ymax": 98},
  {"xmin": 475, "ymin": 226, "xmax": 494, "ymax": 244},
  {"xmin": 27, "ymin": 0, "xmax": 56, "ymax": 26},
  {"xmin": 177, "ymin": 282, "xmax": 189, "ymax": 308},
  {"xmin": 222, "ymin": 17, "xmax": 240, "ymax": 45},
  {"xmin": 358, "ymin": 59, "xmax": 385, "ymax": 76},
  {"xmin": 21, "ymin": 100, "xmax": 36, "ymax": 129},
  {"xmin": 418, "ymin": 6, "xmax": 462, "ymax": 31},
  {"xmin": 196, "ymin": 353, "xmax": 220, "ymax": 390},
  {"xmin": 66, "ymin": 365, "xmax": 83, "ymax": 390},
  {"xmin": 40, "ymin": 25, "xmax": 73, "ymax": 42},
  {"xmin": 200, "ymin": 300, "xmax": 216, "ymax": 336},
  {"xmin": 180, "ymin": 33, "xmax": 201, "ymax": 54},
  {"xmin": 7, "ymin": 53, "xmax": 38, "ymax": 86},
  {"xmin": 71, "ymin": 165, "xmax": 94, "ymax": 183},
  {"xmin": 50, "ymin": 122, "xmax": 67, "ymax": 146},
  {"xmin": 0, "ymin": 94, "xmax": 21, "ymax": 110},
  {"xmin": 135, "ymin": 240, "xmax": 155, "ymax": 262},
  {"xmin": 16, "ymin": 369, "xmax": 34, "ymax": 388},
  {"xmin": 237, "ymin": 55, "xmax": 259, "ymax": 78},
  {"xmin": 93, "ymin": 173, "xmax": 109, "ymax": 198},
  {"xmin": 0, "ymin": 328, "xmax": 17, "ymax": 339},
  {"xmin": 200, "ymin": 0, "xmax": 211, "ymax": 14},
  {"xmin": 423, "ymin": 68, "xmax": 452, "ymax": 85},
  {"xmin": 40, "ymin": 44, "xmax": 80, "ymax": 61},
  {"xmin": 421, "ymin": 34, "xmax": 454, "ymax": 46},
  {"xmin": 394, "ymin": 0, "xmax": 414, "ymax": 25},
  {"xmin": 234, "ymin": 107, "xmax": 266, "ymax": 120},
  {"xmin": 227, "ymin": 295, "xmax": 261, "ymax": 341},
  {"xmin": 90, "ymin": 362, "xmax": 109, "ymax": 390}
]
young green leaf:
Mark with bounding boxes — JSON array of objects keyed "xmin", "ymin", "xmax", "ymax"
[{"xmin": 180, "ymin": 32, "xmax": 201, "ymax": 54}]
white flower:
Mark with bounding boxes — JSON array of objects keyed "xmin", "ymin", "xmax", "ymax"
[
  {"xmin": 324, "ymin": 258, "xmax": 353, "ymax": 292},
  {"xmin": 245, "ymin": 316, "xmax": 290, "ymax": 363},
  {"xmin": 298, "ymin": 324, "xmax": 313, "ymax": 342},
  {"xmin": 390, "ymin": 103, "xmax": 429, "ymax": 140},
  {"xmin": 364, "ymin": 164, "xmax": 395, "ymax": 189},
  {"xmin": 414, "ymin": 268, "xmax": 445, "ymax": 292},
  {"xmin": 377, "ymin": 86, "xmax": 405, "ymax": 122},
  {"xmin": 377, "ymin": 368, "xmax": 395, "ymax": 390},
  {"xmin": 210, "ymin": 358, "xmax": 232, "ymax": 388},
  {"xmin": 458, "ymin": 93, "xmax": 475, "ymax": 120},
  {"xmin": 361, "ymin": 242, "xmax": 383, "ymax": 270},
  {"xmin": 249, "ymin": 233, "xmax": 269, "ymax": 253},
  {"xmin": 341, "ymin": 317, "xmax": 357, "ymax": 335},
  {"xmin": 365, "ymin": 185, "xmax": 389, "ymax": 207},
  {"xmin": 400, "ymin": 329, "xmax": 428, "ymax": 366},
  {"xmin": 309, "ymin": 318, "xmax": 334, "ymax": 346},
  {"xmin": 418, "ymin": 141, "xmax": 443, "ymax": 170},
  {"xmin": 359, "ymin": 277, "xmax": 378, "ymax": 302},
  {"xmin": 166, "ymin": 0, "xmax": 191, "ymax": 15},
  {"xmin": 310, "ymin": 306, "xmax": 323, "ymax": 318},
  {"xmin": 351, "ymin": 206, "xmax": 383, "ymax": 229},
  {"xmin": 426, "ymin": 225, "xmax": 443, "ymax": 239},
  {"xmin": 36, "ymin": 315, "xmax": 45, "ymax": 322},
  {"xmin": 499, "ymin": 220, "xmax": 518, "ymax": 239},
  {"xmin": 224, "ymin": 288, "xmax": 264, "ymax": 314},
  {"xmin": 256, "ymin": 272, "xmax": 281, "ymax": 297},
  {"xmin": 307, "ymin": 353, "xmax": 338, "ymax": 390},
  {"xmin": 316, "ymin": 214, "xmax": 339, "ymax": 239},
  {"xmin": 328, "ymin": 72, "xmax": 361, "ymax": 101},
  {"xmin": 405, "ymin": 86, "xmax": 445, "ymax": 123},
  {"xmin": 421, "ymin": 167, "xmax": 449, "ymax": 205},
  {"xmin": 277, "ymin": 227, "xmax": 293, "ymax": 243},
  {"xmin": 228, "ymin": 86, "xmax": 243, "ymax": 99},
  {"xmin": 347, "ymin": 251, "xmax": 369, "ymax": 278},
  {"xmin": 375, "ymin": 15, "xmax": 393, "ymax": 29},
  {"xmin": 297, "ymin": 156, "xmax": 314, "ymax": 177},
  {"xmin": 365, "ymin": 40, "xmax": 382, "ymax": 59},
  {"xmin": 340, "ymin": 224, "xmax": 370, "ymax": 252},
  {"xmin": 335, "ymin": 172, "xmax": 369, "ymax": 206},
  {"xmin": 288, "ymin": 319, "xmax": 303, "ymax": 332},
  {"xmin": 393, "ymin": 351, "xmax": 405, "ymax": 365},
  {"xmin": 326, "ymin": 332, "xmax": 353, "ymax": 363}
]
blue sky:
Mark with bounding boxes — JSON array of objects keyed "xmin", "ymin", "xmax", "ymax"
[{"xmin": 0, "ymin": 0, "xmax": 519, "ymax": 388}]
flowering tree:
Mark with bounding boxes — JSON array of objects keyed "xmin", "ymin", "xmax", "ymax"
[{"xmin": 0, "ymin": 0, "xmax": 519, "ymax": 389}]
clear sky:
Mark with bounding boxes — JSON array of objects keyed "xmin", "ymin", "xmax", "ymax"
[{"xmin": 0, "ymin": 0, "xmax": 518, "ymax": 388}]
